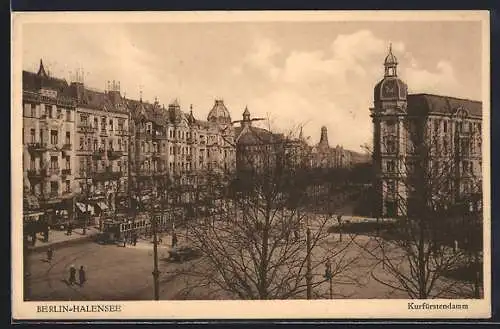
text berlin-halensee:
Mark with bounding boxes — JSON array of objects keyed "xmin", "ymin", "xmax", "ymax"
[{"xmin": 37, "ymin": 304, "xmax": 122, "ymax": 313}]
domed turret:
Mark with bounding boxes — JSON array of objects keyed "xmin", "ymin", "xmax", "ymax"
[
  {"xmin": 374, "ymin": 44, "xmax": 408, "ymax": 103},
  {"xmin": 207, "ymin": 99, "xmax": 231, "ymax": 125}
]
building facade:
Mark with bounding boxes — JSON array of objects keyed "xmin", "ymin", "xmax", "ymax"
[
  {"xmin": 22, "ymin": 60, "xmax": 238, "ymax": 226},
  {"xmin": 22, "ymin": 60, "xmax": 77, "ymax": 225},
  {"xmin": 371, "ymin": 46, "xmax": 482, "ymax": 217}
]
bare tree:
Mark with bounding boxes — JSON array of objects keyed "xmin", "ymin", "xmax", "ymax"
[
  {"xmin": 165, "ymin": 126, "xmax": 363, "ymax": 300},
  {"xmin": 356, "ymin": 115, "xmax": 483, "ymax": 299}
]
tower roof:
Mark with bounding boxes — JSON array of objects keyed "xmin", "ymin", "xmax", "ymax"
[
  {"xmin": 37, "ymin": 59, "xmax": 48, "ymax": 77},
  {"xmin": 207, "ymin": 99, "xmax": 231, "ymax": 124},
  {"xmin": 384, "ymin": 44, "xmax": 398, "ymax": 66}
]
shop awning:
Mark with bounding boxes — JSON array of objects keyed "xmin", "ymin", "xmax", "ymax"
[
  {"xmin": 96, "ymin": 202, "xmax": 109, "ymax": 211},
  {"xmin": 76, "ymin": 202, "xmax": 95, "ymax": 215}
]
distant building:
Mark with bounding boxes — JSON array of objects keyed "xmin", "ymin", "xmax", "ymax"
[
  {"xmin": 309, "ymin": 126, "xmax": 352, "ymax": 169},
  {"xmin": 370, "ymin": 45, "xmax": 482, "ymax": 217}
]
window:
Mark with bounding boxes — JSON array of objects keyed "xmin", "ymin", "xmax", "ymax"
[
  {"xmin": 443, "ymin": 121, "xmax": 448, "ymax": 133},
  {"xmin": 386, "ymin": 160, "xmax": 395, "ymax": 173},
  {"xmin": 30, "ymin": 156, "xmax": 35, "ymax": 170},
  {"xmin": 141, "ymin": 142, "xmax": 145, "ymax": 153},
  {"xmin": 387, "ymin": 180, "xmax": 396, "ymax": 195},
  {"xmin": 118, "ymin": 139, "xmax": 122, "ymax": 151},
  {"xmin": 93, "ymin": 139, "xmax": 98, "ymax": 151},
  {"xmin": 30, "ymin": 129, "xmax": 36, "ymax": 143},
  {"xmin": 109, "ymin": 140, "xmax": 113, "ymax": 151},
  {"xmin": 80, "ymin": 114, "xmax": 88, "ymax": 125},
  {"xmin": 65, "ymin": 180, "xmax": 70, "ymax": 193},
  {"xmin": 118, "ymin": 161, "xmax": 122, "ymax": 172},
  {"xmin": 50, "ymin": 130, "xmax": 58, "ymax": 145},
  {"xmin": 65, "ymin": 131, "xmax": 70, "ymax": 145},
  {"xmin": 65, "ymin": 156, "xmax": 70, "ymax": 169},
  {"xmin": 66, "ymin": 109, "xmax": 71, "ymax": 121},
  {"xmin": 79, "ymin": 158, "xmax": 85, "ymax": 175},
  {"xmin": 432, "ymin": 120, "xmax": 438, "ymax": 134},
  {"xmin": 79, "ymin": 137, "xmax": 84, "ymax": 150},
  {"xmin": 57, "ymin": 108, "xmax": 62, "ymax": 119},
  {"xmin": 31, "ymin": 104, "xmax": 36, "ymax": 117},
  {"xmin": 50, "ymin": 156, "xmax": 58, "ymax": 169},
  {"xmin": 109, "ymin": 119, "xmax": 113, "ymax": 131},
  {"xmin": 50, "ymin": 181, "xmax": 58, "ymax": 195}
]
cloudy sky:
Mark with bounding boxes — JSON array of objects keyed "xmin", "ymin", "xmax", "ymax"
[{"xmin": 22, "ymin": 19, "xmax": 483, "ymax": 152}]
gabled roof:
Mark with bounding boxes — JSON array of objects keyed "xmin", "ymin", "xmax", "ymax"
[
  {"xmin": 407, "ymin": 93, "xmax": 482, "ymax": 118},
  {"xmin": 235, "ymin": 125, "xmax": 278, "ymax": 146},
  {"xmin": 22, "ymin": 70, "xmax": 69, "ymax": 94}
]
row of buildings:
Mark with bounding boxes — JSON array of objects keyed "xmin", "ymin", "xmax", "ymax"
[{"xmin": 22, "ymin": 60, "xmax": 357, "ymax": 227}]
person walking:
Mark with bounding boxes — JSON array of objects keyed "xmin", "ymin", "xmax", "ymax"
[
  {"xmin": 68, "ymin": 265, "xmax": 76, "ymax": 285},
  {"xmin": 46, "ymin": 247, "xmax": 53, "ymax": 263},
  {"xmin": 172, "ymin": 231, "xmax": 178, "ymax": 248},
  {"xmin": 133, "ymin": 233, "xmax": 138, "ymax": 246},
  {"xmin": 78, "ymin": 266, "xmax": 86, "ymax": 286}
]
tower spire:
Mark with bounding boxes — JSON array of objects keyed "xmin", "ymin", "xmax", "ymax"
[
  {"xmin": 37, "ymin": 59, "xmax": 47, "ymax": 77},
  {"xmin": 384, "ymin": 43, "xmax": 398, "ymax": 77},
  {"xmin": 319, "ymin": 126, "xmax": 329, "ymax": 148}
]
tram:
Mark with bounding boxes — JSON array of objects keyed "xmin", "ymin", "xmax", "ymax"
[{"xmin": 97, "ymin": 212, "xmax": 170, "ymax": 244}]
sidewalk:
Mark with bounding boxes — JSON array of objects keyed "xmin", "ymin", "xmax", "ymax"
[{"xmin": 28, "ymin": 227, "xmax": 101, "ymax": 253}]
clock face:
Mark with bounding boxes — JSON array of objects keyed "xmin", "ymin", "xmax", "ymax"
[{"xmin": 382, "ymin": 80, "xmax": 397, "ymax": 98}]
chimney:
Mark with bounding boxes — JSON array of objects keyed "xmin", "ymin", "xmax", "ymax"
[{"xmin": 108, "ymin": 80, "xmax": 122, "ymax": 104}]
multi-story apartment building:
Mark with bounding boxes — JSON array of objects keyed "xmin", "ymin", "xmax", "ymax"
[
  {"xmin": 371, "ymin": 46, "xmax": 482, "ymax": 217},
  {"xmin": 127, "ymin": 97, "xmax": 237, "ymax": 207},
  {"xmin": 22, "ymin": 60, "xmax": 77, "ymax": 225},
  {"xmin": 69, "ymin": 79, "xmax": 130, "ymax": 218}
]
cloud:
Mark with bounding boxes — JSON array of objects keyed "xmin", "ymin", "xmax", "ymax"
[
  {"xmin": 403, "ymin": 60, "xmax": 459, "ymax": 96},
  {"xmin": 235, "ymin": 29, "xmax": 465, "ymax": 151}
]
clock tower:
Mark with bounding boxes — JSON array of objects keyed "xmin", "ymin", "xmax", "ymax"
[{"xmin": 370, "ymin": 44, "xmax": 409, "ymax": 218}]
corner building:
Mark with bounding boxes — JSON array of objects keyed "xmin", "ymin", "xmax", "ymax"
[
  {"xmin": 370, "ymin": 46, "xmax": 482, "ymax": 217},
  {"xmin": 22, "ymin": 60, "xmax": 77, "ymax": 225}
]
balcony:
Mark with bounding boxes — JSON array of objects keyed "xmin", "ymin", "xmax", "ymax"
[
  {"xmin": 77, "ymin": 124, "xmax": 97, "ymax": 134},
  {"xmin": 92, "ymin": 169, "xmax": 122, "ymax": 181},
  {"xmin": 92, "ymin": 149, "xmax": 106, "ymax": 159},
  {"xmin": 152, "ymin": 151, "xmax": 161, "ymax": 159},
  {"xmin": 27, "ymin": 142, "xmax": 47, "ymax": 152},
  {"xmin": 46, "ymin": 167, "xmax": 60, "ymax": 176},
  {"xmin": 107, "ymin": 149, "xmax": 124, "ymax": 160},
  {"xmin": 115, "ymin": 129, "xmax": 128, "ymax": 136},
  {"xmin": 99, "ymin": 129, "xmax": 108, "ymax": 137},
  {"xmin": 61, "ymin": 168, "xmax": 72, "ymax": 176},
  {"xmin": 62, "ymin": 143, "xmax": 72, "ymax": 150},
  {"xmin": 27, "ymin": 169, "xmax": 43, "ymax": 179}
]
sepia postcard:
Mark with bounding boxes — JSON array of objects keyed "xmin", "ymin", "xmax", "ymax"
[{"xmin": 11, "ymin": 10, "xmax": 491, "ymax": 320}]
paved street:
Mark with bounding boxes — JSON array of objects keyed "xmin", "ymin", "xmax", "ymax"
[{"xmin": 25, "ymin": 231, "xmax": 477, "ymax": 301}]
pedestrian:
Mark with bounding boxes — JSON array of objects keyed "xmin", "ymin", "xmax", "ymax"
[
  {"xmin": 78, "ymin": 266, "xmax": 86, "ymax": 286},
  {"xmin": 67, "ymin": 222, "xmax": 73, "ymax": 236},
  {"xmin": 47, "ymin": 247, "xmax": 53, "ymax": 263},
  {"xmin": 171, "ymin": 232, "xmax": 177, "ymax": 248},
  {"xmin": 133, "ymin": 234, "xmax": 137, "ymax": 246},
  {"xmin": 68, "ymin": 265, "xmax": 76, "ymax": 285}
]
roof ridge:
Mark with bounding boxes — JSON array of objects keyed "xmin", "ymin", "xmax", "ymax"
[{"xmin": 408, "ymin": 93, "xmax": 481, "ymax": 104}]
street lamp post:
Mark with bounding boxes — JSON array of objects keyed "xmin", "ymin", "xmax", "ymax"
[
  {"xmin": 324, "ymin": 259, "xmax": 333, "ymax": 299},
  {"xmin": 152, "ymin": 209, "xmax": 160, "ymax": 300},
  {"xmin": 306, "ymin": 224, "xmax": 312, "ymax": 300}
]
